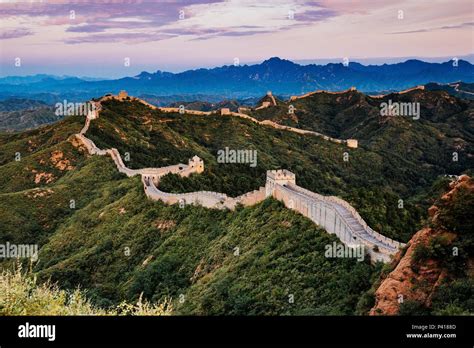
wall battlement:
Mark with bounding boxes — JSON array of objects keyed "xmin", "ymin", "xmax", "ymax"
[
  {"xmin": 186, "ymin": 155, "xmax": 204, "ymax": 174},
  {"xmin": 267, "ymin": 169, "xmax": 296, "ymax": 184}
]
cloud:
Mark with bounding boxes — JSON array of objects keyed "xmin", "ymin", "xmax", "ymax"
[
  {"xmin": 293, "ymin": 8, "xmax": 337, "ymax": 22},
  {"xmin": 0, "ymin": 28, "xmax": 33, "ymax": 40},
  {"xmin": 388, "ymin": 21, "xmax": 474, "ymax": 35},
  {"xmin": 66, "ymin": 24, "xmax": 108, "ymax": 33},
  {"xmin": 0, "ymin": 0, "xmax": 223, "ymax": 27},
  {"xmin": 0, "ymin": 0, "xmax": 339, "ymax": 44},
  {"xmin": 4, "ymin": 0, "xmax": 469, "ymax": 48},
  {"xmin": 64, "ymin": 32, "xmax": 175, "ymax": 44},
  {"xmin": 190, "ymin": 28, "xmax": 275, "ymax": 41}
]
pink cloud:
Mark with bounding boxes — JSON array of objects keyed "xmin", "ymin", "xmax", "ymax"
[{"xmin": 0, "ymin": 28, "xmax": 33, "ymax": 40}]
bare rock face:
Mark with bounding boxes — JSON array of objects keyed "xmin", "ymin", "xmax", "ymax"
[
  {"xmin": 369, "ymin": 227, "xmax": 445, "ymax": 315},
  {"xmin": 442, "ymin": 174, "xmax": 471, "ymax": 202},
  {"xmin": 370, "ymin": 175, "xmax": 472, "ymax": 315},
  {"xmin": 427, "ymin": 205, "xmax": 438, "ymax": 218}
]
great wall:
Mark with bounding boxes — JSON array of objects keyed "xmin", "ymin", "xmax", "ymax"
[
  {"xmin": 368, "ymin": 85, "xmax": 425, "ymax": 98},
  {"xmin": 289, "ymin": 86, "xmax": 358, "ymax": 101},
  {"xmin": 74, "ymin": 91, "xmax": 404, "ymax": 262},
  {"xmin": 105, "ymin": 90, "xmax": 358, "ymax": 149}
]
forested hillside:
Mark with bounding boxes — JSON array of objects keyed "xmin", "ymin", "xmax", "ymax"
[{"xmin": 0, "ymin": 90, "xmax": 471, "ymax": 315}]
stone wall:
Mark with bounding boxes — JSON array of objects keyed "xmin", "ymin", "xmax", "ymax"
[
  {"xmin": 264, "ymin": 179, "xmax": 403, "ymax": 262},
  {"xmin": 255, "ymin": 101, "xmax": 271, "ymax": 110},
  {"xmin": 159, "ymin": 107, "xmax": 214, "ymax": 116},
  {"xmin": 143, "ymin": 176, "xmax": 229, "ymax": 209},
  {"xmin": 289, "ymin": 87, "xmax": 357, "ymax": 101},
  {"xmin": 238, "ymin": 186, "xmax": 266, "ymax": 205},
  {"xmin": 272, "ymin": 184, "xmax": 391, "ymax": 262},
  {"xmin": 369, "ymin": 85, "xmax": 425, "ymax": 98},
  {"xmin": 144, "ymin": 173, "xmax": 267, "ymax": 210}
]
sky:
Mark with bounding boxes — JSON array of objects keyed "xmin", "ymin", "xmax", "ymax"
[{"xmin": 0, "ymin": 0, "xmax": 473, "ymax": 77}]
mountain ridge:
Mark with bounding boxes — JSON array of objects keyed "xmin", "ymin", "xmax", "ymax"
[{"xmin": 1, "ymin": 58, "xmax": 473, "ymax": 99}]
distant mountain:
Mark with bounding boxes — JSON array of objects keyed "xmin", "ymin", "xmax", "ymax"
[
  {"xmin": 0, "ymin": 74, "xmax": 59, "ymax": 85},
  {"xmin": 1, "ymin": 58, "xmax": 473, "ymax": 100},
  {"xmin": 0, "ymin": 98, "xmax": 50, "ymax": 112},
  {"xmin": 0, "ymin": 74, "xmax": 106, "ymax": 85},
  {"xmin": 0, "ymin": 98, "xmax": 59, "ymax": 131}
]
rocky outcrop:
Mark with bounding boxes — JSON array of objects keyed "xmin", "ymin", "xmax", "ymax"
[
  {"xmin": 370, "ymin": 227, "xmax": 447, "ymax": 315},
  {"xmin": 370, "ymin": 175, "xmax": 472, "ymax": 315}
]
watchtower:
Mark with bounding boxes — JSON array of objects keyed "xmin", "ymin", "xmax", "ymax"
[
  {"xmin": 267, "ymin": 169, "xmax": 296, "ymax": 186},
  {"xmin": 266, "ymin": 169, "xmax": 296, "ymax": 196},
  {"xmin": 188, "ymin": 156, "xmax": 204, "ymax": 174},
  {"xmin": 346, "ymin": 139, "xmax": 358, "ymax": 148},
  {"xmin": 118, "ymin": 90, "xmax": 128, "ymax": 99}
]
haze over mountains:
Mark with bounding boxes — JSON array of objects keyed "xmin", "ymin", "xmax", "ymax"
[{"xmin": 1, "ymin": 57, "xmax": 473, "ymax": 101}]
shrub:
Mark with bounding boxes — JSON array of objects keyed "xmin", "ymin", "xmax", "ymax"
[
  {"xmin": 398, "ymin": 300, "xmax": 430, "ymax": 316},
  {"xmin": 0, "ymin": 265, "xmax": 172, "ymax": 316}
]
